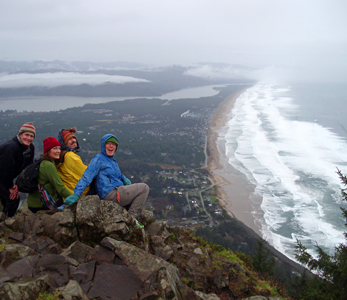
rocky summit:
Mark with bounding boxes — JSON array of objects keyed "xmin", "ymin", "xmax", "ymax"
[{"xmin": 0, "ymin": 196, "xmax": 284, "ymax": 300}]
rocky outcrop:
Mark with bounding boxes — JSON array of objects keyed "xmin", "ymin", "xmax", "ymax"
[{"xmin": 0, "ymin": 196, "xmax": 283, "ymax": 300}]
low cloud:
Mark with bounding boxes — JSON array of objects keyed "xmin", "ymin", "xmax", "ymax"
[
  {"xmin": 184, "ymin": 63, "xmax": 343, "ymax": 84},
  {"xmin": 0, "ymin": 72, "xmax": 149, "ymax": 88},
  {"xmin": 184, "ymin": 64, "xmax": 253, "ymax": 81},
  {"xmin": 184, "ymin": 64, "xmax": 286, "ymax": 82}
]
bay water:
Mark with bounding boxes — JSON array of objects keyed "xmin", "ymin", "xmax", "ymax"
[{"xmin": 0, "ymin": 84, "xmax": 228, "ymax": 112}]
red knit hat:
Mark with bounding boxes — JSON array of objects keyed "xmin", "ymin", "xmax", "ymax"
[
  {"xmin": 19, "ymin": 122, "xmax": 36, "ymax": 136},
  {"xmin": 61, "ymin": 127, "xmax": 77, "ymax": 145},
  {"xmin": 43, "ymin": 137, "xmax": 61, "ymax": 153}
]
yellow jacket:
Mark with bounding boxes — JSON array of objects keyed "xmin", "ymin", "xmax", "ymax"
[{"xmin": 56, "ymin": 151, "xmax": 90, "ymax": 195}]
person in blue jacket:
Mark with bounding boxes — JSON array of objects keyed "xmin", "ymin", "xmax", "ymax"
[{"xmin": 64, "ymin": 134, "xmax": 149, "ymax": 228}]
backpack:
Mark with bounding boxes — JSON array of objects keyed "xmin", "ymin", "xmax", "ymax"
[{"xmin": 16, "ymin": 158, "xmax": 44, "ymax": 193}]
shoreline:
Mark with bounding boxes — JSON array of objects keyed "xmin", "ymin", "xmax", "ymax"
[
  {"xmin": 206, "ymin": 87, "xmax": 312, "ymax": 275},
  {"xmin": 207, "ymin": 87, "xmax": 263, "ymax": 236}
]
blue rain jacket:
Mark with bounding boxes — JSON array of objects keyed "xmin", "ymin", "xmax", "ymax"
[{"xmin": 74, "ymin": 134, "xmax": 126, "ymax": 199}]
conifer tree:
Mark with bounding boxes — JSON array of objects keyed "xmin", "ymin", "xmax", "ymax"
[
  {"xmin": 251, "ymin": 238, "xmax": 275, "ymax": 278},
  {"xmin": 294, "ymin": 169, "xmax": 347, "ymax": 299}
]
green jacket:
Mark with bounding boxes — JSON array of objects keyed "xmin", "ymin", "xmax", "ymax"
[{"xmin": 27, "ymin": 160, "xmax": 72, "ymax": 208}]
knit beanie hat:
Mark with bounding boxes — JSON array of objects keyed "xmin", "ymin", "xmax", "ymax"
[
  {"xmin": 43, "ymin": 137, "xmax": 61, "ymax": 153},
  {"xmin": 19, "ymin": 122, "xmax": 36, "ymax": 136},
  {"xmin": 105, "ymin": 136, "xmax": 118, "ymax": 146},
  {"xmin": 61, "ymin": 127, "xmax": 77, "ymax": 145}
]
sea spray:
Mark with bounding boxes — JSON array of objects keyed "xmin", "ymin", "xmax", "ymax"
[{"xmin": 221, "ymin": 82, "xmax": 347, "ymax": 261}]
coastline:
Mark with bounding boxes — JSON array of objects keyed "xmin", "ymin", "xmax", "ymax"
[{"xmin": 207, "ymin": 87, "xmax": 263, "ymax": 236}]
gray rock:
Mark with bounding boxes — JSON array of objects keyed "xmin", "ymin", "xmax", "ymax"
[
  {"xmin": 8, "ymin": 232, "xmax": 24, "ymax": 242},
  {"xmin": 194, "ymin": 247, "xmax": 204, "ymax": 255},
  {"xmin": 36, "ymin": 254, "xmax": 66, "ymax": 267},
  {"xmin": 0, "ymin": 266, "xmax": 13, "ymax": 284},
  {"xmin": 75, "ymin": 196, "xmax": 107, "ymax": 244},
  {"xmin": 146, "ymin": 220, "xmax": 168, "ymax": 236},
  {"xmin": 101, "ymin": 237, "xmax": 203, "ymax": 300},
  {"xmin": 43, "ymin": 212, "xmax": 78, "ymax": 246},
  {"xmin": 241, "ymin": 297, "xmax": 268, "ymax": 300},
  {"xmin": 194, "ymin": 290, "xmax": 220, "ymax": 300},
  {"xmin": 13, "ymin": 210, "xmax": 36, "ymax": 233},
  {"xmin": 0, "ymin": 244, "xmax": 37, "ymax": 268},
  {"xmin": 140, "ymin": 209, "xmax": 155, "ymax": 225},
  {"xmin": 0, "ymin": 212, "xmax": 6, "ymax": 222},
  {"xmin": 0, "ymin": 274, "xmax": 57, "ymax": 300},
  {"xmin": 88, "ymin": 244, "xmax": 115, "ymax": 264},
  {"xmin": 70, "ymin": 260, "xmax": 96, "ymax": 294},
  {"xmin": 58, "ymin": 208, "xmax": 75, "ymax": 228},
  {"xmin": 6, "ymin": 256, "xmax": 37, "ymax": 280},
  {"xmin": 4, "ymin": 218, "xmax": 19, "ymax": 231},
  {"xmin": 23, "ymin": 234, "xmax": 60, "ymax": 254},
  {"xmin": 88, "ymin": 262, "xmax": 142, "ymax": 299},
  {"xmin": 101, "ymin": 237, "xmax": 176, "ymax": 282},
  {"xmin": 60, "ymin": 241, "xmax": 94, "ymax": 263},
  {"xmin": 59, "ymin": 280, "xmax": 89, "ymax": 300},
  {"xmin": 212, "ymin": 268, "xmax": 229, "ymax": 290}
]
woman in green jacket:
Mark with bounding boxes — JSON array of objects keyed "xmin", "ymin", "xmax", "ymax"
[{"xmin": 27, "ymin": 137, "xmax": 72, "ymax": 214}]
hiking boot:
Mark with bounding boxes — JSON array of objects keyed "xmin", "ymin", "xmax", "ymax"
[{"xmin": 134, "ymin": 218, "xmax": 144, "ymax": 228}]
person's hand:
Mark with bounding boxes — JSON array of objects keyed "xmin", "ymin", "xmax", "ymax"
[
  {"xmin": 64, "ymin": 194, "xmax": 79, "ymax": 205},
  {"xmin": 123, "ymin": 177, "xmax": 131, "ymax": 185},
  {"xmin": 9, "ymin": 184, "xmax": 19, "ymax": 200}
]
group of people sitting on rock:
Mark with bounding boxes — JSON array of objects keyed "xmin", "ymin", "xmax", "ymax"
[{"xmin": 0, "ymin": 122, "xmax": 149, "ymax": 228}]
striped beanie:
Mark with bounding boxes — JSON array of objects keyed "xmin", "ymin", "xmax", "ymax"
[
  {"xmin": 61, "ymin": 127, "xmax": 77, "ymax": 145},
  {"xmin": 19, "ymin": 122, "xmax": 36, "ymax": 136}
]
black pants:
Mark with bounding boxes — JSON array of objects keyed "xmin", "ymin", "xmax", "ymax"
[{"xmin": 0, "ymin": 185, "xmax": 19, "ymax": 217}]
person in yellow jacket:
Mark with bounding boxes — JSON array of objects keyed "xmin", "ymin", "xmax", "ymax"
[{"xmin": 56, "ymin": 127, "xmax": 92, "ymax": 196}]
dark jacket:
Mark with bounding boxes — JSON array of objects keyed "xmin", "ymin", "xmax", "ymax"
[
  {"xmin": 74, "ymin": 134, "xmax": 126, "ymax": 199},
  {"xmin": 0, "ymin": 135, "xmax": 35, "ymax": 189}
]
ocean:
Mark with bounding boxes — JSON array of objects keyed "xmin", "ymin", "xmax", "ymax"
[{"xmin": 220, "ymin": 82, "xmax": 347, "ymax": 261}]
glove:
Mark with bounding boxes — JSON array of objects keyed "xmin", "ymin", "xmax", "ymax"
[
  {"xmin": 123, "ymin": 177, "xmax": 131, "ymax": 185},
  {"xmin": 57, "ymin": 204, "xmax": 65, "ymax": 210},
  {"xmin": 64, "ymin": 194, "xmax": 79, "ymax": 205}
]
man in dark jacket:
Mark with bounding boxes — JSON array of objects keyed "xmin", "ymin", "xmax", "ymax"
[{"xmin": 0, "ymin": 122, "xmax": 36, "ymax": 217}]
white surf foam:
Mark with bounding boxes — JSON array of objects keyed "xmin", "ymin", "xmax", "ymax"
[{"xmin": 221, "ymin": 82, "xmax": 347, "ymax": 260}]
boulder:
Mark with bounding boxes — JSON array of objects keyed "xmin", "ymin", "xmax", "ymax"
[
  {"xmin": 101, "ymin": 237, "xmax": 203, "ymax": 300},
  {"xmin": 0, "ymin": 244, "xmax": 37, "ymax": 268},
  {"xmin": 59, "ymin": 280, "xmax": 89, "ymax": 300},
  {"xmin": 0, "ymin": 195, "xmax": 285, "ymax": 300},
  {"xmin": 0, "ymin": 274, "xmax": 56, "ymax": 300}
]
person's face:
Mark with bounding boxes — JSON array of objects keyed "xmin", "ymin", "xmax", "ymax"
[
  {"xmin": 105, "ymin": 142, "xmax": 117, "ymax": 156},
  {"xmin": 66, "ymin": 137, "xmax": 77, "ymax": 149},
  {"xmin": 48, "ymin": 146, "xmax": 61, "ymax": 160},
  {"xmin": 19, "ymin": 132, "xmax": 35, "ymax": 146}
]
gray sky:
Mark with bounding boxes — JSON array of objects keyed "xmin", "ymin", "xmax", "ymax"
[{"xmin": 1, "ymin": 0, "xmax": 347, "ymax": 82}]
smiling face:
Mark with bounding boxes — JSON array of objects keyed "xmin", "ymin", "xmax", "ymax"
[
  {"xmin": 105, "ymin": 141, "xmax": 117, "ymax": 156},
  {"xmin": 18, "ymin": 132, "xmax": 35, "ymax": 146},
  {"xmin": 47, "ymin": 146, "xmax": 61, "ymax": 160},
  {"xmin": 66, "ymin": 136, "xmax": 77, "ymax": 149}
]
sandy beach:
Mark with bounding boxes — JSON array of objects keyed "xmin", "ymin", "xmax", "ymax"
[{"xmin": 207, "ymin": 88, "xmax": 263, "ymax": 236}]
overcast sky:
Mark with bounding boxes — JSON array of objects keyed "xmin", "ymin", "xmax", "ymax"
[{"xmin": 1, "ymin": 0, "xmax": 347, "ymax": 82}]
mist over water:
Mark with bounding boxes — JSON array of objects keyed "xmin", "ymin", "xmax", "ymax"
[{"xmin": 222, "ymin": 82, "xmax": 347, "ymax": 260}]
